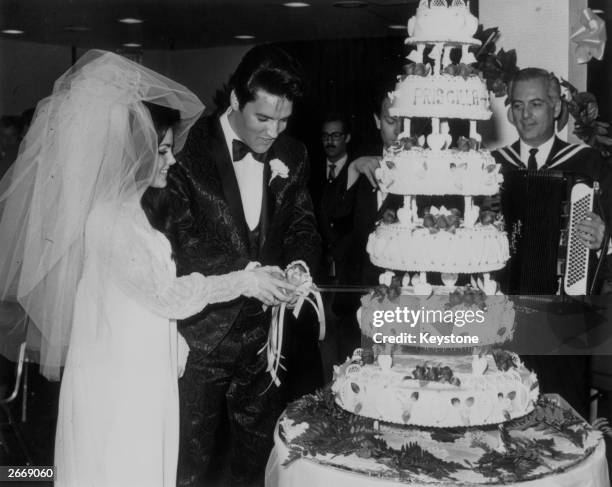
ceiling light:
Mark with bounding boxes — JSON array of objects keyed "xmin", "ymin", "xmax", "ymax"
[
  {"xmin": 388, "ymin": 24, "xmax": 405, "ymax": 30},
  {"xmin": 283, "ymin": 2, "xmax": 310, "ymax": 6},
  {"xmin": 234, "ymin": 35, "xmax": 255, "ymax": 40},
  {"xmin": 2, "ymin": 29, "xmax": 24, "ymax": 35},
  {"xmin": 123, "ymin": 42, "xmax": 142, "ymax": 48},
  {"xmin": 118, "ymin": 18, "xmax": 143, "ymax": 24},
  {"xmin": 333, "ymin": 1, "xmax": 368, "ymax": 7}
]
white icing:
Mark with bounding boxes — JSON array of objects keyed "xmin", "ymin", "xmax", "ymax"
[
  {"xmin": 406, "ymin": 0, "xmax": 480, "ymax": 45},
  {"xmin": 367, "ymin": 224, "xmax": 510, "ymax": 273},
  {"xmin": 331, "ymin": 354, "xmax": 539, "ymax": 427},
  {"xmin": 378, "ymin": 147, "xmax": 501, "ymax": 196}
]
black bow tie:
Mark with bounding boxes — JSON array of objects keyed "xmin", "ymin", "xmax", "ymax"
[{"xmin": 232, "ymin": 139, "xmax": 266, "ymax": 163}]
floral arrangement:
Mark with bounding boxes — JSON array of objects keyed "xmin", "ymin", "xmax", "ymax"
[
  {"xmin": 472, "ymin": 26, "xmax": 519, "ymax": 98},
  {"xmin": 558, "ymin": 80, "xmax": 612, "ymax": 158}
]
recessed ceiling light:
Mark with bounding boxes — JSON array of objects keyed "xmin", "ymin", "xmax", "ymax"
[
  {"xmin": 234, "ymin": 35, "xmax": 255, "ymax": 40},
  {"xmin": 118, "ymin": 18, "xmax": 143, "ymax": 24},
  {"xmin": 123, "ymin": 42, "xmax": 142, "ymax": 48},
  {"xmin": 333, "ymin": 1, "xmax": 368, "ymax": 7},
  {"xmin": 283, "ymin": 2, "xmax": 310, "ymax": 6},
  {"xmin": 64, "ymin": 26, "xmax": 92, "ymax": 32},
  {"xmin": 388, "ymin": 24, "xmax": 405, "ymax": 30},
  {"xmin": 2, "ymin": 29, "xmax": 24, "ymax": 35}
]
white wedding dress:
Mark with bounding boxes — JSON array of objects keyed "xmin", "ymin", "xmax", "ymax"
[{"xmin": 55, "ymin": 200, "xmax": 252, "ymax": 487}]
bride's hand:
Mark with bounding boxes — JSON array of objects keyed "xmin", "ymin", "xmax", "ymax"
[{"xmin": 244, "ymin": 266, "xmax": 296, "ymax": 306}]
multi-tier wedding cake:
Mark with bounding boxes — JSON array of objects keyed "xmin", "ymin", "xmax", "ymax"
[
  {"xmin": 275, "ymin": 4, "xmax": 604, "ymax": 484},
  {"xmin": 331, "ymin": 0, "xmax": 539, "ymax": 428}
]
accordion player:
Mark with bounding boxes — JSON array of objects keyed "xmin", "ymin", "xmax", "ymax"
[{"xmin": 499, "ymin": 170, "xmax": 600, "ymax": 295}]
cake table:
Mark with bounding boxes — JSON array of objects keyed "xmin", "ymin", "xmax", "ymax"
[{"xmin": 265, "ymin": 394, "xmax": 609, "ymax": 487}]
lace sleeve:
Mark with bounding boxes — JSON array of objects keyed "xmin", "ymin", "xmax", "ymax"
[{"xmin": 89, "ymin": 203, "xmax": 256, "ymax": 320}]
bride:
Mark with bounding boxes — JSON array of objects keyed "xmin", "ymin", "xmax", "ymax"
[{"xmin": 0, "ymin": 50, "xmax": 295, "ymax": 487}]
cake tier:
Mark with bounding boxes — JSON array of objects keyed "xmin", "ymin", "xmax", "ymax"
[
  {"xmin": 390, "ymin": 74, "xmax": 491, "ymax": 120},
  {"xmin": 367, "ymin": 223, "xmax": 509, "ymax": 273},
  {"xmin": 332, "ymin": 353, "xmax": 539, "ymax": 427},
  {"xmin": 358, "ymin": 287, "xmax": 515, "ymax": 348},
  {"xmin": 280, "ymin": 391, "xmax": 602, "ymax": 484},
  {"xmin": 406, "ymin": 0, "xmax": 481, "ymax": 47},
  {"xmin": 377, "ymin": 147, "xmax": 501, "ymax": 196}
]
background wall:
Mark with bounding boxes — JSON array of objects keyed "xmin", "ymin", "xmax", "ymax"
[
  {"xmin": 124, "ymin": 44, "xmax": 253, "ymax": 112},
  {"xmin": 0, "ymin": 40, "xmax": 252, "ymax": 117},
  {"xmin": 2, "ymin": 0, "xmax": 606, "ymax": 155},
  {"xmin": 0, "ymin": 40, "xmax": 72, "ymax": 116}
]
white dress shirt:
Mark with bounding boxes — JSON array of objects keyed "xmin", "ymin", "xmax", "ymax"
[
  {"xmin": 220, "ymin": 109, "xmax": 264, "ymax": 231},
  {"xmin": 327, "ymin": 154, "xmax": 347, "ymax": 181},
  {"xmin": 376, "ymin": 190, "xmax": 388, "ymax": 210},
  {"xmin": 520, "ymin": 135, "xmax": 555, "ymax": 170}
]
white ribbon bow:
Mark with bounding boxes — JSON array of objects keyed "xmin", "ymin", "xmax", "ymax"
[{"xmin": 570, "ymin": 8, "xmax": 607, "ymax": 64}]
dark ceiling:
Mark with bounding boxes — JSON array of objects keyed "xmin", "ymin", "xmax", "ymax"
[{"xmin": 0, "ymin": 0, "xmax": 421, "ymax": 50}]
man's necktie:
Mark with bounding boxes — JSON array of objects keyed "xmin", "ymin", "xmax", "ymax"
[
  {"xmin": 328, "ymin": 162, "xmax": 336, "ymax": 183},
  {"xmin": 232, "ymin": 139, "xmax": 266, "ymax": 163},
  {"xmin": 527, "ymin": 148, "xmax": 538, "ymax": 171}
]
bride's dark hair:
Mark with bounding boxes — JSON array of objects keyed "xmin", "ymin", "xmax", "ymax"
[{"xmin": 140, "ymin": 102, "xmax": 181, "ymax": 254}]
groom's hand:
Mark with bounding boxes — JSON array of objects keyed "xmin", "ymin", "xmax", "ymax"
[{"xmin": 247, "ymin": 266, "xmax": 296, "ymax": 307}]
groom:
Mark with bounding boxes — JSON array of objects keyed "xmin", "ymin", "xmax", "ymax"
[{"xmin": 168, "ymin": 45, "xmax": 321, "ymax": 486}]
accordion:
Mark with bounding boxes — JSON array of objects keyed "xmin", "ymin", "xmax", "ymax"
[{"xmin": 500, "ymin": 170, "xmax": 596, "ymax": 295}]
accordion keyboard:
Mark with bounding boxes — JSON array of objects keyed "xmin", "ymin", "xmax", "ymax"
[{"xmin": 564, "ymin": 183, "xmax": 594, "ymax": 295}]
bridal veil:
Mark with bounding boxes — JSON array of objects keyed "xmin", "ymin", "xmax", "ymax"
[{"xmin": 0, "ymin": 50, "xmax": 204, "ymax": 380}]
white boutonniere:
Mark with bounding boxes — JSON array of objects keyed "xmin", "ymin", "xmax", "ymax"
[{"xmin": 269, "ymin": 158, "xmax": 289, "ymax": 184}]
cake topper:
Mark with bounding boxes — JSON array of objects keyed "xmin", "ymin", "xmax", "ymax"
[{"xmin": 408, "ymin": 0, "xmax": 480, "ymax": 45}]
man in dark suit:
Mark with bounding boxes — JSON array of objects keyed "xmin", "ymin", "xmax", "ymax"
[
  {"xmin": 494, "ymin": 68, "xmax": 611, "ymax": 254},
  {"xmin": 493, "ymin": 67, "xmax": 612, "ymax": 418},
  {"xmin": 168, "ymin": 45, "xmax": 321, "ymax": 487},
  {"xmin": 314, "ymin": 112, "xmax": 354, "ymax": 284},
  {"xmin": 330, "ymin": 83, "xmax": 404, "ymax": 359},
  {"xmin": 492, "ymin": 68, "xmax": 612, "ymax": 295},
  {"xmin": 345, "ymin": 95, "xmax": 403, "ymax": 288}
]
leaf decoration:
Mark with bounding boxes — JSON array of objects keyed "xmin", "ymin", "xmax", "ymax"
[
  {"xmin": 394, "ymin": 442, "xmax": 464, "ymax": 479},
  {"xmin": 592, "ymin": 417, "xmax": 612, "ymax": 438},
  {"xmin": 560, "ymin": 78, "xmax": 612, "ymax": 157},
  {"xmin": 473, "ymin": 29, "xmax": 519, "ymax": 98},
  {"xmin": 512, "ymin": 397, "xmax": 588, "ymax": 448},
  {"xmin": 279, "ymin": 387, "xmax": 599, "ymax": 482},
  {"xmin": 429, "ymin": 428, "xmax": 464, "ymax": 443},
  {"xmin": 491, "ymin": 349, "xmax": 518, "ymax": 371}
]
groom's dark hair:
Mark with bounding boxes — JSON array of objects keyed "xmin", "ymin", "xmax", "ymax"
[{"xmin": 230, "ymin": 44, "xmax": 305, "ymax": 109}]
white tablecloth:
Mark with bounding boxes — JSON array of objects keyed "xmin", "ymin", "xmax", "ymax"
[{"xmin": 266, "ymin": 426, "xmax": 610, "ymax": 487}]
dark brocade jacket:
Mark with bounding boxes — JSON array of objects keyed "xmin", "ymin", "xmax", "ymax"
[{"xmin": 167, "ymin": 115, "xmax": 321, "ymax": 353}]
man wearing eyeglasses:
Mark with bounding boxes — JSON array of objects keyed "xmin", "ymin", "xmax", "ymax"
[{"xmin": 315, "ymin": 112, "xmax": 354, "ymax": 284}]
